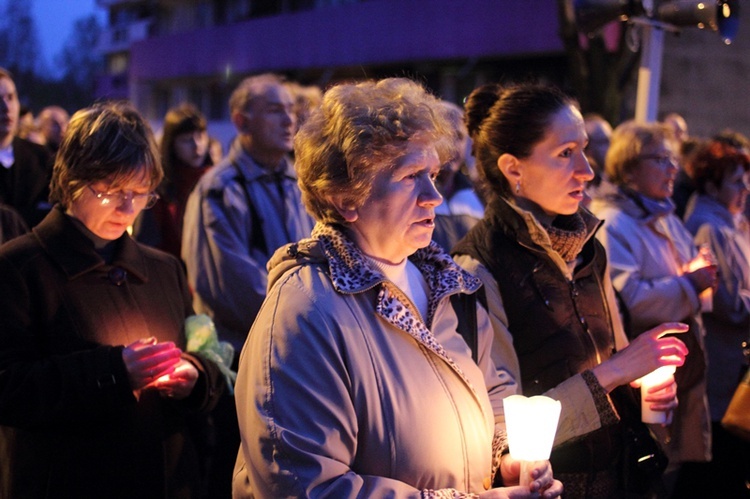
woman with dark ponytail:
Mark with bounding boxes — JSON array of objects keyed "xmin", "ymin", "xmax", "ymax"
[{"xmin": 453, "ymin": 82, "xmax": 689, "ymax": 497}]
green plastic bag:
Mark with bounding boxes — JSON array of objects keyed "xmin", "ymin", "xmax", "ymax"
[{"xmin": 185, "ymin": 314, "xmax": 237, "ymax": 394}]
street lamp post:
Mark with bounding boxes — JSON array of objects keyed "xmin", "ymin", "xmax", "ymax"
[
  {"xmin": 570, "ymin": 0, "xmax": 740, "ymax": 123},
  {"xmin": 634, "ymin": 21, "xmax": 664, "ymax": 123}
]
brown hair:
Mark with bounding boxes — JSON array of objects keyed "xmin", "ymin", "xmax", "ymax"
[
  {"xmin": 687, "ymin": 140, "xmax": 750, "ymax": 194},
  {"xmin": 160, "ymin": 102, "xmax": 209, "ymax": 188},
  {"xmin": 50, "ymin": 101, "xmax": 162, "ymax": 208}
]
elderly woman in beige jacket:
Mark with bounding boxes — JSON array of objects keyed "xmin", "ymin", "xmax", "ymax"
[{"xmin": 232, "ymin": 78, "xmax": 563, "ymax": 498}]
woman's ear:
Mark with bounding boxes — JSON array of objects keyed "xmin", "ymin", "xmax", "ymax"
[
  {"xmin": 497, "ymin": 153, "xmax": 521, "ymax": 187},
  {"xmin": 330, "ymin": 195, "xmax": 358, "ymax": 223}
]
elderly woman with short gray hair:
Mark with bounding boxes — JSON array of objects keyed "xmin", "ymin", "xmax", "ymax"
[{"xmin": 232, "ymin": 78, "xmax": 562, "ymax": 498}]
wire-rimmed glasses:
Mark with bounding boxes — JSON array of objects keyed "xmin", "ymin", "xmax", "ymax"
[{"xmin": 87, "ymin": 185, "xmax": 160, "ymax": 209}]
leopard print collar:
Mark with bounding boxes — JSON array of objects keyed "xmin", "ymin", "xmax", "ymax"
[
  {"xmin": 312, "ymin": 223, "xmax": 485, "ymax": 403},
  {"xmin": 312, "ymin": 223, "xmax": 481, "ymax": 306}
]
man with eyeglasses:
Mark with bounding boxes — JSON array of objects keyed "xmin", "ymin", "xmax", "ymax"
[
  {"xmin": 0, "ymin": 66, "xmax": 52, "ymax": 228},
  {"xmin": 182, "ymin": 73, "xmax": 314, "ymax": 497}
]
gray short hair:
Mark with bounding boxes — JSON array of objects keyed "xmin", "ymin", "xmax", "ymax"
[
  {"xmin": 294, "ymin": 77, "xmax": 453, "ymax": 224},
  {"xmin": 605, "ymin": 120, "xmax": 675, "ymax": 186},
  {"xmin": 229, "ymin": 73, "xmax": 286, "ymax": 114}
]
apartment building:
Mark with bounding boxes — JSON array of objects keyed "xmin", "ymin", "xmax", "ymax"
[
  {"xmin": 95, "ymin": 0, "xmax": 750, "ymax": 140},
  {"xmin": 95, "ymin": 0, "xmax": 566, "ymax": 124}
]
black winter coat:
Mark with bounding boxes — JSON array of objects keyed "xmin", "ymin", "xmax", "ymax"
[
  {"xmin": 0, "ymin": 206, "xmax": 224, "ymax": 498},
  {"xmin": 0, "ymin": 137, "xmax": 51, "ymax": 228}
]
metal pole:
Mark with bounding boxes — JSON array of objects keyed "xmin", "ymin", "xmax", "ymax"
[{"xmin": 634, "ymin": 22, "xmax": 665, "ymax": 123}]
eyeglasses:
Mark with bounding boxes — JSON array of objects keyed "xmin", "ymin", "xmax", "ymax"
[
  {"xmin": 87, "ymin": 185, "xmax": 159, "ymax": 209},
  {"xmin": 639, "ymin": 154, "xmax": 678, "ymax": 167}
]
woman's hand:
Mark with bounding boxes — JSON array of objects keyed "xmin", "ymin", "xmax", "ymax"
[
  {"xmin": 488, "ymin": 455, "xmax": 562, "ymax": 498},
  {"xmin": 122, "ymin": 337, "xmax": 182, "ymax": 391},
  {"xmin": 686, "ymin": 264, "xmax": 718, "ymax": 294},
  {"xmin": 152, "ymin": 359, "xmax": 199, "ymax": 400},
  {"xmin": 592, "ymin": 322, "xmax": 689, "ymax": 392},
  {"xmin": 479, "ymin": 482, "xmax": 563, "ymax": 499},
  {"xmin": 637, "ymin": 375, "xmax": 678, "ymax": 425}
]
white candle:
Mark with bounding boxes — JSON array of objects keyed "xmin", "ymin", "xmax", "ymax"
[
  {"xmin": 687, "ymin": 244, "xmax": 716, "ymax": 312},
  {"xmin": 639, "ymin": 366, "xmax": 676, "ymax": 424}
]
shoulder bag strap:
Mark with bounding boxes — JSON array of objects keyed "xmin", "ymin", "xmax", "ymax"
[{"xmin": 451, "ymin": 292, "xmax": 479, "ymax": 364}]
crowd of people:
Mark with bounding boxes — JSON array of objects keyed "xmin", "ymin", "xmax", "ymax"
[{"xmin": 0, "ymin": 62, "xmax": 748, "ymax": 499}]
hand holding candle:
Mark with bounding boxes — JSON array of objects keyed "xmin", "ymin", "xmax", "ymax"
[
  {"xmin": 122, "ymin": 337, "xmax": 181, "ymax": 391},
  {"xmin": 503, "ymin": 395, "xmax": 561, "ymax": 489},
  {"xmin": 497, "ymin": 456, "xmax": 562, "ymax": 498},
  {"xmin": 638, "ymin": 366, "xmax": 677, "ymax": 424},
  {"xmin": 153, "ymin": 359, "xmax": 199, "ymax": 400},
  {"xmin": 685, "ymin": 244, "xmax": 718, "ymax": 312},
  {"xmin": 592, "ymin": 322, "xmax": 688, "ymax": 394}
]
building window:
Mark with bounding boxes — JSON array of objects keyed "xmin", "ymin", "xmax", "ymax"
[
  {"xmin": 108, "ymin": 53, "xmax": 129, "ymax": 75},
  {"xmin": 226, "ymin": 0, "xmax": 252, "ymax": 22}
]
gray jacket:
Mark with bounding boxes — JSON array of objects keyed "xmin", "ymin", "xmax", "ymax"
[
  {"xmin": 685, "ymin": 194, "xmax": 750, "ymax": 420},
  {"xmin": 233, "ymin": 223, "xmax": 515, "ymax": 497},
  {"xmin": 591, "ymin": 187, "xmax": 711, "ymax": 463},
  {"xmin": 182, "ymin": 139, "xmax": 314, "ymax": 349}
]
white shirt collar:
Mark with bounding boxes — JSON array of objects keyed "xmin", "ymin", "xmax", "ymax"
[{"xmin": 0, "ymin": 144, "xmax": 13, "ymax": 169}]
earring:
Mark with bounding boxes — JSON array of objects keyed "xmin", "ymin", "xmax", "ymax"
[{"xmin": 515, "ymin": 181, "xmax": 521, "ymax": 194}]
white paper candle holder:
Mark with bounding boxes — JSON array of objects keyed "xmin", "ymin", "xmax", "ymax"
[{"xmin": 503, "ymin": 394, "xmax": 561, "ymax": 487}]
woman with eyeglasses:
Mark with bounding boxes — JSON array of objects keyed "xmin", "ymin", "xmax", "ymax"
[
  {"xmin": 589, "ymin": 120, "xmax": 716, "ymax": 492},
  {"xmin": 0, "ymin": 102, "xmax": 225, "ymax": 497},
  {"xmin": 681, "ymin": 139, "xmax": 750, "ymax": 498}
]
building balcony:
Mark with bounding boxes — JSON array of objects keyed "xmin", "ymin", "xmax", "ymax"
[{"xmin": 129, "ymin": 0, "xmax": 562, "ymax": 81}]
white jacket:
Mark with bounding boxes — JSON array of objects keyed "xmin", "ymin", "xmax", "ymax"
[{"xmin": 591, "ymin": 187, "xmax": 711, "ymax": 463}]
